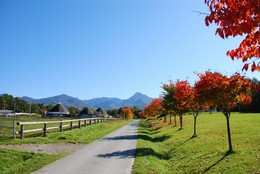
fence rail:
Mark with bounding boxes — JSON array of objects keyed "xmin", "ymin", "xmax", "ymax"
[{"xmin": 16, "ymin": 118, "xmax": 118, "ymax": 139}]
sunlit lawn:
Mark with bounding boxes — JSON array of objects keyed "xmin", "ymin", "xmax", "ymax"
[{"xmin": 133, "ymin": 112, "xmax": 260, "ymax": 174}]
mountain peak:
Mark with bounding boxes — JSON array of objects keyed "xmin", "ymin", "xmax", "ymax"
[{"xmin": 132, "ymin": 92, "xmax": 147, "ymax": 97}]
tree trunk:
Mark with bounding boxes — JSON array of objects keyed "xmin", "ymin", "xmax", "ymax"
[
  {"xmin": 193, "ymin": 115, "xmax": 197, "ymax": 137},
  {"xmin": 169, "ymin": 113, "xmax": 172, "ymax": 124},
  {"xmin": 164, "ymin": 115, "xmax": 166, "ymax": 123},
  {"xmin": 224, "ymin": 112, "xmax": 233, "ymax": 153},
  {"xmin": 179, "ymin": 114, "xmax": 183, "ymax": 129},
  {"xmin": 174, "ymin": 115, "xmax": 177, "ymax": 127}
]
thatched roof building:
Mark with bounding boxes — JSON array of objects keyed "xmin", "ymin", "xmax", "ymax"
[
  {"xmin": 47, "ymin": 103, "xmax": 70, "ymax": 117},
  {"xmin": 78, "ymin": 107, "xmax": 95, "ymax": 118},
  {"xmin": 95, "ymin": 107, "xmax": 108, "ymax": 117}
]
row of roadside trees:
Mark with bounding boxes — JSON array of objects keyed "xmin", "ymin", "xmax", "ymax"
[
  {"xmin": 141, "ymin": 0, "xmax": 259, "ymax": 154},
  {"xmin": 142, "ymin": 71, "xmax": 259, "ymax": 153}
]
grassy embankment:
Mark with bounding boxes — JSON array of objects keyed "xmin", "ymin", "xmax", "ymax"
[
  {"xmin": 133, "ymin": 112, "xmax": 259, "ymax": 174},
  {"xmin": 0, "ymin": 118, "xmax": 130, "ymax": 174}
]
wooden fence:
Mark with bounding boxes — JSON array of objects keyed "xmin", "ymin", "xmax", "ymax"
[{"xmin": 16, "ymin": 118, "xmax": 118, "ymax": 139}]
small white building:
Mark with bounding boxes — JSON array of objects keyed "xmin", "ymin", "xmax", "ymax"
[{"xmin": 0, "ymin": 110, "xmax": 15, "ymax": 116}]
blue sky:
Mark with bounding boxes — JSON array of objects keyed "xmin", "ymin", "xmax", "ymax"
[{"xmin": 0, "ymin": 0, "xmax": 258, "ymax": 100}]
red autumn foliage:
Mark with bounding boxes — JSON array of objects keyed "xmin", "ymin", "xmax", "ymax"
[
  {"xmin": 173, "ymin": 80, "xmax": 193, "ymax": 113},
  {"xmin": 204, "ymin": 0, "xmax": 260, "ymax": 71},
  {"xmin": 190, "ymin": 87, "xmax": 210, "ymax": 114},
  {"xmin": 172, "ymin": 80, "xmax": 194, "ymax": 129},
  {"xmin": 121, "ymin": 107, "xmax": 133, "ymax": 120},
  {"xmin": 194, "ymin": 71, "xmax": 252, "ymax": 111},
  {"xmin": 143, "ymin": 98, "xmax": 164, "ymax": 118},
  {"xmin": 138, "ymin": 111, "xmax": 145, "ymax": 119},
  {"xmin": 194, "ymin": 71, "xmax": 252, "ymax": 152},
  {"xmin": 239, "ymin": 93, "xmax": 252, "ymax": 106}
]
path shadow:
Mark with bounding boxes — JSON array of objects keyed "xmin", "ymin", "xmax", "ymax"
[
  {"xmin": 96, "ymin": 148, "xmax": 170, "ymax": 160},
  {"xmin": 97, "ymin": 149, "xmax": 135, "ymax": 159},
  {"xmin": 202, "ymin": 151, "xmax": 231, "ymax": 173},
  {"xmin": 103, "ymin": 135, "xmax": 137, "ymax": 141},
  {"xmin": 103, "ymin": 134, "xmax": 171, "ymax": 143}
]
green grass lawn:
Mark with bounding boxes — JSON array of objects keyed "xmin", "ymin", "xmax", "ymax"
[
  {"xmin": 0, "ymin": 149, "xmax": 64, "ymax": 174},
  {"xmin": 133, "ymin": 112, "xmax": 260, "ymax": 174},
  {"xmin": 0, "ymin": 119, "xmax": 130, "ymax": 174}
]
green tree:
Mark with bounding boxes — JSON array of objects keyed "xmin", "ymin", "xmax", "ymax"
[
  {"xmin": 106, "ymin": 109, "xmax": 119, "ymax": 117},
  {"xmin": 131, "ymin": 106, "xmax": 142, "ymax": 118},
  {"xmin": 69, "ymin": 106, "xmax": 80, "ymax": 117},
  {"xmin": 31, "ymin": 103, "xmax": 40, "ymax": 114},
  {"xmin": 14, "ymin": 97, "xmax": 29, "ymax": 113},
  {"xmin": 46, "ymin": 104, "xmax": 55, "ymax": 112},
  {"xmin": 161, "ymin": 80, "xmax": 177, "ymax": 125},
  {"xmin": 0, "ymin": 94, "xmax": 15, "ymax": 110},
  {"xmin": 250, "ymin": 78, "xmax": 260, "ymax": 113}
]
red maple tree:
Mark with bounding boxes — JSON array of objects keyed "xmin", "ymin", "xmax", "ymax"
[
  {"xmin": 204, "ymin": 0, "xmax": 260, "ymax": 71},
  {"xmin": 143, "ymin": 98, "xmax": 164, "ymax": 118},
  {"xmin": 189, "ymin": 87, "xmax": 210, "ymax": 137},
  {"xmin": 121, "ymin": 107, "xmax": 133, "ymax": 120},
  {"xmin": 194, "ymin": 71, "xmax": 252, "ymax": 153},
  {"xmin": 173, "ymin": 80, "xmax": 193, "ymax": 129}
]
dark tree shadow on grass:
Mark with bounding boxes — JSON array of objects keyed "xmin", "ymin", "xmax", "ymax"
[
  {"xmin": 138, "ymin": 134, "xmax": 171, "ymax": 143},
  {"xmin": 97, "ymin": 148, "xmax": 170, "ymax": 160},
  {"xmin": 168, "ymin": 136, "xmax": 195, "ymax": 154},
  {"xmin": 202, "ymin": 151, "xmax": 232, "ymax": 174},
  {"xmin": 138, "ymin": 130, "xmax": 160, "ymax": 135}
]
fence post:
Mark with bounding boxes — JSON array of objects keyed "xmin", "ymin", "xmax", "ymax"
[
  {"xmin": 89, "ymin": 119, "xmax": 92, "ymax": 125},
  {"xmin": 60, "ymin": 121, "xmax": 63, "ymax": 132},
  {"xmin": 70, "ymin": 121, "xmax": 73, "ymax": 130},
  {"xmin": 84, "ymin": 120, "xmax": 87, "ymax": 126},
  {"xmin": 94, "ymin": 119, "xmax": 96, "ymax": 124},
  {"xmin": 13, "ymin": 117, "xmax": 16, "ymax": 139},
  {"xmin": 43, "ymin": 123, "xmax": 47, "ymax": 137},
  {"xmin": 78, "ymin": 120, "xmax": 81, "ymax": 129},
  {"xmin": 20, "ymin": 124, "xmax": 24, "ymax": 139}
]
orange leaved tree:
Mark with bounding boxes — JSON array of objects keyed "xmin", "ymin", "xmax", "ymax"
[
  {"xmin": 189, "ymin": 87, "xmax": 209, "ymax": 137},
  {"xmin": 195, "ymin": 71, "xmax": 252, "ymax": 153},
  {"xmin": 121, "ymin": 107, "xmax": 133, "ymax": 120},
  {"xmin": 173, "ymin": 80, "xmax": 193, "ymax": 130},
  {"xmin": 143, "ymin": 98, "xmax": 164, "ymax": 118},
  {"xmin": 204, "ymin": 0, "xmax": 260, "ymax": 71}
]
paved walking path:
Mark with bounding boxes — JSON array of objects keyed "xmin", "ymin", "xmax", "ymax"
[{"xmin": 34, "ymin": 120, "xmax": 139, "ymax": 174}]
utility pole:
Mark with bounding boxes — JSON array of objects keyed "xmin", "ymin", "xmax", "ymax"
[
  {"xmin": 29, "ymin": 102, "xmax": 31, "ymax": 114},
  {"xmin": 13, "ymin": 101, "xmax": 16, "ymax": 139}
]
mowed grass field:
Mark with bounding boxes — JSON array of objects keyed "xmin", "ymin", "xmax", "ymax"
[
  {"xmin": 0, "ymin": 120, "xmax": 129, "ymax": 174},
  {"xmin": 133, "ymin": 112, "xmax": 260, "ymax": 174}
]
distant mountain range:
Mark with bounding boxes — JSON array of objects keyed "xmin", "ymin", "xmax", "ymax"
[{"xmin": 21, "ymin": 92, "xmax": 153, "ymax": 110}]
